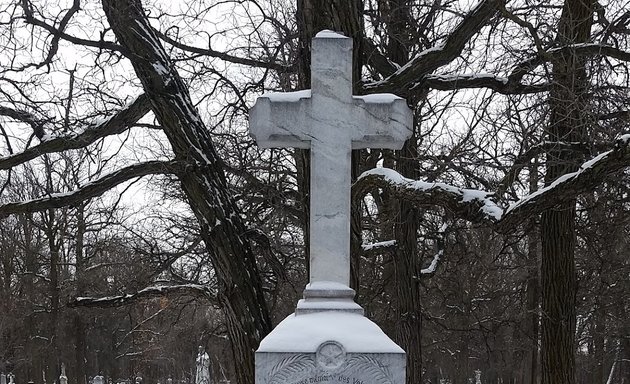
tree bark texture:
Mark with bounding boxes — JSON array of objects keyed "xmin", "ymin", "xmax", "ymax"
[
  {"xmin": 100, "ymin": 1, "xmax": 272, "ymax": 383},
  {"xmin": 541, "ymin": 0, "xmax": 595, "ymax": 383},
  {"xmin": 378, "ymin": 1, "xmax": 423, "ymax": 382},
  {"xmin": 74, "ymin": 205, "xmax": 87, "ymax": 384},
  {"xmin": 525, "ymin": 229, "xmax": 540, "ymax": 384}
]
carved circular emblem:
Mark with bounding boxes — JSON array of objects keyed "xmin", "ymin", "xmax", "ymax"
[{"xmin": 316, "ymin": 341, "xmax": 346, "ymax": 370}]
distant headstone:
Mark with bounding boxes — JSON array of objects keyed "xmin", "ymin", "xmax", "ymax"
[
  {"xmin": 93, "ymin": 376, "xmax": 104, "ymax": 384},
  {"xmin": 167, "ymin": 378, "xmax": 173, "ymax": 384},
  {"xmin": 7, "ymin": 374, "xmax": 14, "ymax": 384},
  {"xmin": 195, "ymin": 347, "xmax": 211, "ymax": 384},
  {"xmin": 250, "ymin": 30, "xmax": 411, "ymax": 384},
  {"xmin": 1, "ymin": 373, "xmax": 6, "ymax": 384},
  {"xmin": 59, "ymin": 364, "xmax": 68, "ymax": 384}
]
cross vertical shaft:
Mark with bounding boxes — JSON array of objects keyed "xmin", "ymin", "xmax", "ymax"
[
  {"xmin": 309, "ymin": 140, "xmax": 352, "ymax": 284},
  {"xmin": 309, "ymin": 33, "xmax": 354, "ymax": 285}
]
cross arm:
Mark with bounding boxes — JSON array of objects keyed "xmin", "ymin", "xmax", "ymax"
[
  {"xmin": 249, "ymin": 91, "xmax": 312, "ymax": 149},
  {"xmin": 351, "ymin": 95, "xmax": 413, "ymax": 149}
]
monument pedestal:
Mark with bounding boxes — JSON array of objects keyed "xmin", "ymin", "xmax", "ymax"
[{"xmin": 256, "ymin": 283, "xmax": 405, "ymax": 384}]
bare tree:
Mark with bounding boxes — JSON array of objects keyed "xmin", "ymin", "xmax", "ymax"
[{"xmin": 1, "ymin": 1, "xmax": 629, "ymax": 384}]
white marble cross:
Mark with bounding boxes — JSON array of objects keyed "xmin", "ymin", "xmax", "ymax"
[{"xmin": 250, "ymin": 30, "xmax": 413, "ymax": 286}]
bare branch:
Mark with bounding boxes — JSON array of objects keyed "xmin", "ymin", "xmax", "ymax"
[
  {"xmin": 365, "ymin": 0, "xmax": 505, "ymax": 94},
  {"xmin": 155, "ymin": 30, "xmax": 294, "ymax": 73},
  {"xmin": 0, "ymin": 94, "xmax": 151, "ymax": 170},
  {"xmin": 0, "ymin": 160, "xmax": 185, "ymax": 217},
  {"xmin": 20, "ymin": 0, "xmax": 127, "ymax": 56},
  {"xmin": 362, "ymin": 37, "xmax": 398, "ymax": 78},
  {"xmin": 0, "ymin": 105, "xmax": 47, "ymax": 139},
  {"xmin": 598, "ymin": 109, "xmax": 630, "ymax": 121}
]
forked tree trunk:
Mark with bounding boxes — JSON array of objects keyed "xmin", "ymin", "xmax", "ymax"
[
  {"xmin": 100, "ymin": 1, "xmax": 272, "ymax": 383},
  {"xmin": 541, "ymin": 0, "xmax": 595, "ymax": 383}
]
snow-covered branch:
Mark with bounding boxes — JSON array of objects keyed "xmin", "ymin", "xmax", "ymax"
[
  {"xmin": 364, "ymin": 14, "xmax": 630, "ymax": 97},
  {"xmin": 420, "ymin": 223, "xmax": 449, "ymax": 276},
  {"xmin": 0, "ymin": 160, "xmax": 185, "ymax": 216},
  {"xmin": 355, "ymin": 168, "xmax": 502, "ymax": 226},
  {"xmin": 0, "ymin": 94, "xmax": 151, "ymax": 170},
  {"xmin": 69, "ymin": 284, "xmax": 215, "ymax": 308},
  {"xmin": 354, "ymin": 135, "xmax": 630, "ymax": 233},
  {"xmin": 361, "ymin": 240, "xmax": 397, "ymax": 256},
  {"xmin": 509, "ymin": 43, "xmax": 630, "ymax": 82},
  {"xmin": 0, "ymin": 105, "xmax": 48, "ymax": 139},
  {"xmin": 500, "ymin": 134, "xmax": 630, "ymax": 228}
]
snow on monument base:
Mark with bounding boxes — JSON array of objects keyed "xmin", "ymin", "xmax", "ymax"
[{"xmin": 255, "ymin": 283, "xmax": 405, "ymax": 384}]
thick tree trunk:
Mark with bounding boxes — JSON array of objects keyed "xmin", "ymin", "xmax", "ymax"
[
  {"xmin": 541, "ymin": 1, "xmax": 594, "ymax": 383},
  {"xmin": 540, "ymin": 205, "xmax": 576, "ymax": 384},
  {"xmin": 593, "ymin": 302, "xmax": 605, "ymax": 384},
  {"xmin": 379, "ymin": 2, "xmax": 423, "ymax": 382},
  {"xmin": 100, "ymin": 1, "xmax": 272, "ymax": 383},
  {"xmin": 393, "ymin": 131, "xmax": 422, "ymax": 384}
]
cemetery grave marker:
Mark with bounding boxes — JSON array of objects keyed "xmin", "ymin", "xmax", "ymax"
[{"xmin": 250, "ymin": 30, "xmax": 413, "ymax": 384}]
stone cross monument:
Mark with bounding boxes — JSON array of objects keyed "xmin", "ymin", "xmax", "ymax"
[
  {"xmin": 251, "ymin": 30, "xmax": 411, "ymax": 289},
  {"xmin": 250, "ymin": 30, "xmax": 412, "ymax": 384}
]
